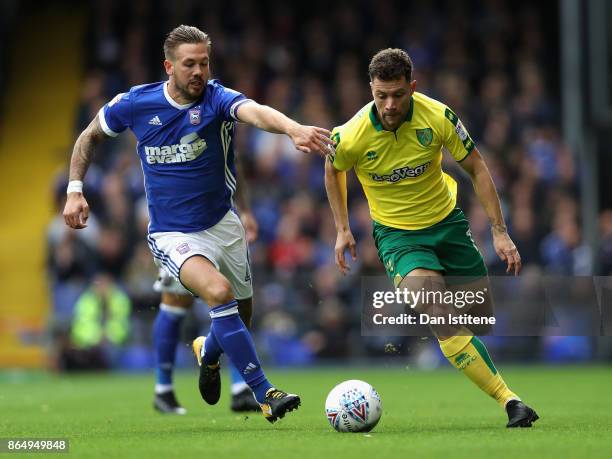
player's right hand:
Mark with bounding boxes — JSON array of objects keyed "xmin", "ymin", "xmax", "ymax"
[
  {"xmin": 63, "ymin": 193, "xmax": 90, "ymax": 229},
  {"xmin": 290, "ymin": 125, "xmax": 333, "ymax": 157},
  {"xmin": 335, "ymin": 229, "xmax": 357, "ymax": 275}
]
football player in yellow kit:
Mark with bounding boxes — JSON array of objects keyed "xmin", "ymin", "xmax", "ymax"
[{"xmin": 324, "ymin": 48, "xmax": 538, "ymax": 428}]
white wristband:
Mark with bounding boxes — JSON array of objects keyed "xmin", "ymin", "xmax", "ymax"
[{"xmin": 66, "ymin": 180, "xmax": 83, "ymax": 194}]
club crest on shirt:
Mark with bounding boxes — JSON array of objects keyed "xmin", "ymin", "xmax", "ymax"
[
  {"xmin": 189, "ymin": 108, "xmax": 201, "ymax": 125},
  {"xmin": 416, "ymin": 128, "xmax": 433, "ymax": 147}
]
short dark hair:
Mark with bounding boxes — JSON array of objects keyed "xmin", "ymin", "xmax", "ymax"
[
  {"xmin": 163, "ymin": 25, "xmax": 211, "ymax": 60},
  {"xmin": 368, "ymin": 48, "xmax": 413, "ymax": 82}
]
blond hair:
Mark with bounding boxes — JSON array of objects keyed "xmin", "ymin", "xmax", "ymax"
[{"xmin": 163, "ymin": 25, "xmax": 211, "ymax": 60}]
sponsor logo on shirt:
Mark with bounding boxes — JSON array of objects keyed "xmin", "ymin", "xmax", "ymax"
[
  {"xmin": 144, "ymin": 132, "xmax": 207, "ymax": 164},
  {"xmin": 148, "ymin": 115, "xmax": 162, "ymax": 126},
  {"xmin": 370, "ymin": 161, "xmax": 431, "ymax": 183},
  {"xmin": 455, "ymin": 121, "xmax": 468, "ymax": 141}
]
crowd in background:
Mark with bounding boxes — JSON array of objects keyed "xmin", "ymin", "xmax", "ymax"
[
  {"xmin": 46, "ymin": 0, "xmax": 612, "ymax": 369},
  {"xmin": 0, "ymin": 0, "xmax": 19, "ymax": 129}
]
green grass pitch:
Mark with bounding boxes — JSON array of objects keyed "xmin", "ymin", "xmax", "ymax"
[{"xmin": 1, "ymin": 366, "xmax": 611, "ymax": 458}]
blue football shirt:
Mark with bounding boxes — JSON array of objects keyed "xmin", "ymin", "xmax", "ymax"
[{"xmin": 98, "ymin": 79, "xmax": 251, "ymax": 233}]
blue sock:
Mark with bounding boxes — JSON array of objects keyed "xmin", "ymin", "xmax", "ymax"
[
  {"xmin": 209, "ymin": 300, "xmax": 273, "ymax": 403},
  {"xmin": 202, "ymin": 330, "xmax": 223, "ymax": 366},
  {"xmin": 153, "ymin": 304, "xmax": 186, "ymax": 390}
]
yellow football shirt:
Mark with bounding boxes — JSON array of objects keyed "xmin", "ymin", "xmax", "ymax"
[{"xmin": 330, "ymin": 91, "xmax": 475, "ymax": 230}]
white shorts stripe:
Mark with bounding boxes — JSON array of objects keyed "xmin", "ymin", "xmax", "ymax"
[
  {"xmin": 147, "ymin": 239, "xmax": 180, "ymax": 275},
  {"xmin": 151, "ymin": 251, "xmax": 180, "ymax": 278},
  {"xmin": 147, "ymin": 236, "xmax": 181, "ymax": 277}
]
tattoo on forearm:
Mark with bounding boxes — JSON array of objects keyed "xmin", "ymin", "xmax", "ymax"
[
  {"xmin": 69, "ymin": 116, "xmax": 107, "ymax": 181},
  {"xmin": 491, "ymin": 223, "xmax": 508, "ymax": 233}
]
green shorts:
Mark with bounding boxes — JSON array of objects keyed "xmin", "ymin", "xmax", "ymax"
[{"xmin": 373, "ymin": 208, "xmax": 488, "ymax": 286}]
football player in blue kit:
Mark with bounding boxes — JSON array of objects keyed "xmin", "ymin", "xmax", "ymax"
[
  {"xmin": 150, "ymin": 158, "xmax": 261, "ymax": 415},
  {"xmin": 63, "ymin": 25, "xmax": 333, "ymax": 423}
]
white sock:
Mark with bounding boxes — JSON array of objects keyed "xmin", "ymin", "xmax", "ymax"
[
  {"xmin": 155, "ymin": 384, "xmax": 173, "ymax": 394},
  {"xmin": 231, "ymin": 381, "xmax": 249, "ymax": 395},
  {"xmin": 160, "ymin": 303, "xmax": 188, "ymax": 316}
]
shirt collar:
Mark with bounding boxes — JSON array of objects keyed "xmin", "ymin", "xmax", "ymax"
[{"xmin": 164, "ymin": 82, "xmax": 199, "ymax": 110}]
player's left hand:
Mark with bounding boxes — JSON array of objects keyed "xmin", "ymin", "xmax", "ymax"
[
  {"xmin": 492, "ymin": 228, "xmax": 521, "ymax": 276},
  {"xmin": 335, "ymin": 229, "xmax": 357, "ymax": 275},
  {"xmin": 240, "ymin": 211, "xmax": 259, "ymax": 243},
  {"xmin": 290, "ymin": 125, "xmax": 333, "ymax": 157}
]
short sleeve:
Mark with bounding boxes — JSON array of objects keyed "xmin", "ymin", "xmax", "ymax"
[
  {"xmin": 442, "ymin": 107, "xmax": 476, "ymax": 162},
  {"xmin": 212, "ymin": 82, "xmax": 253, "ymax": 122},
  {"xmin": 98, "ymin": 92, "xmax": 132, "ymax": 137},
  {"xmin": 328, "ymin": 128, "xmax": 355, "ymax": 171}
]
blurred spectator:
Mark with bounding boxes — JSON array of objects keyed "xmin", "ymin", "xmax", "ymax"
[
  {"xmin": 541, "ymin": 214, "xmax": 592, "ymax": 275},
  {"xmin": 58, "ymin": 273, "xmax": 132, "ymax": 370},
  {"xmin": 599, "ymin": 210, "xmax": 612, "ymax": 276}
]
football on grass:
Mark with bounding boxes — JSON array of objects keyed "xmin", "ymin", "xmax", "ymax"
[{"xmin": 325, "ymin": 380, "xmax": 382, "ymax": 432}]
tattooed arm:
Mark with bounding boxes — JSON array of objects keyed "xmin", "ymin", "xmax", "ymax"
[{"xmin": 63, "ymin": 116, "xmax": 109, "ymax": 229}]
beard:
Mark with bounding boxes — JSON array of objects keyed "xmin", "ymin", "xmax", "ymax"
[
  {"xmin": 382, "ymin": 112, "xmax": 403, "ymax": 130},
  {"xmin": 175, "ymin": 77, "xmax": 205, "ymax": 101}
]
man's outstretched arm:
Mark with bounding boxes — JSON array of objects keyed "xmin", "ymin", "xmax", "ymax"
[
  {"xmin": 236, "ymin": 101, "xmax": 332, "ymax": 156},
  {"xmin": 63, "ymin": 116, "xmax": 109, "ymax": 229}
]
